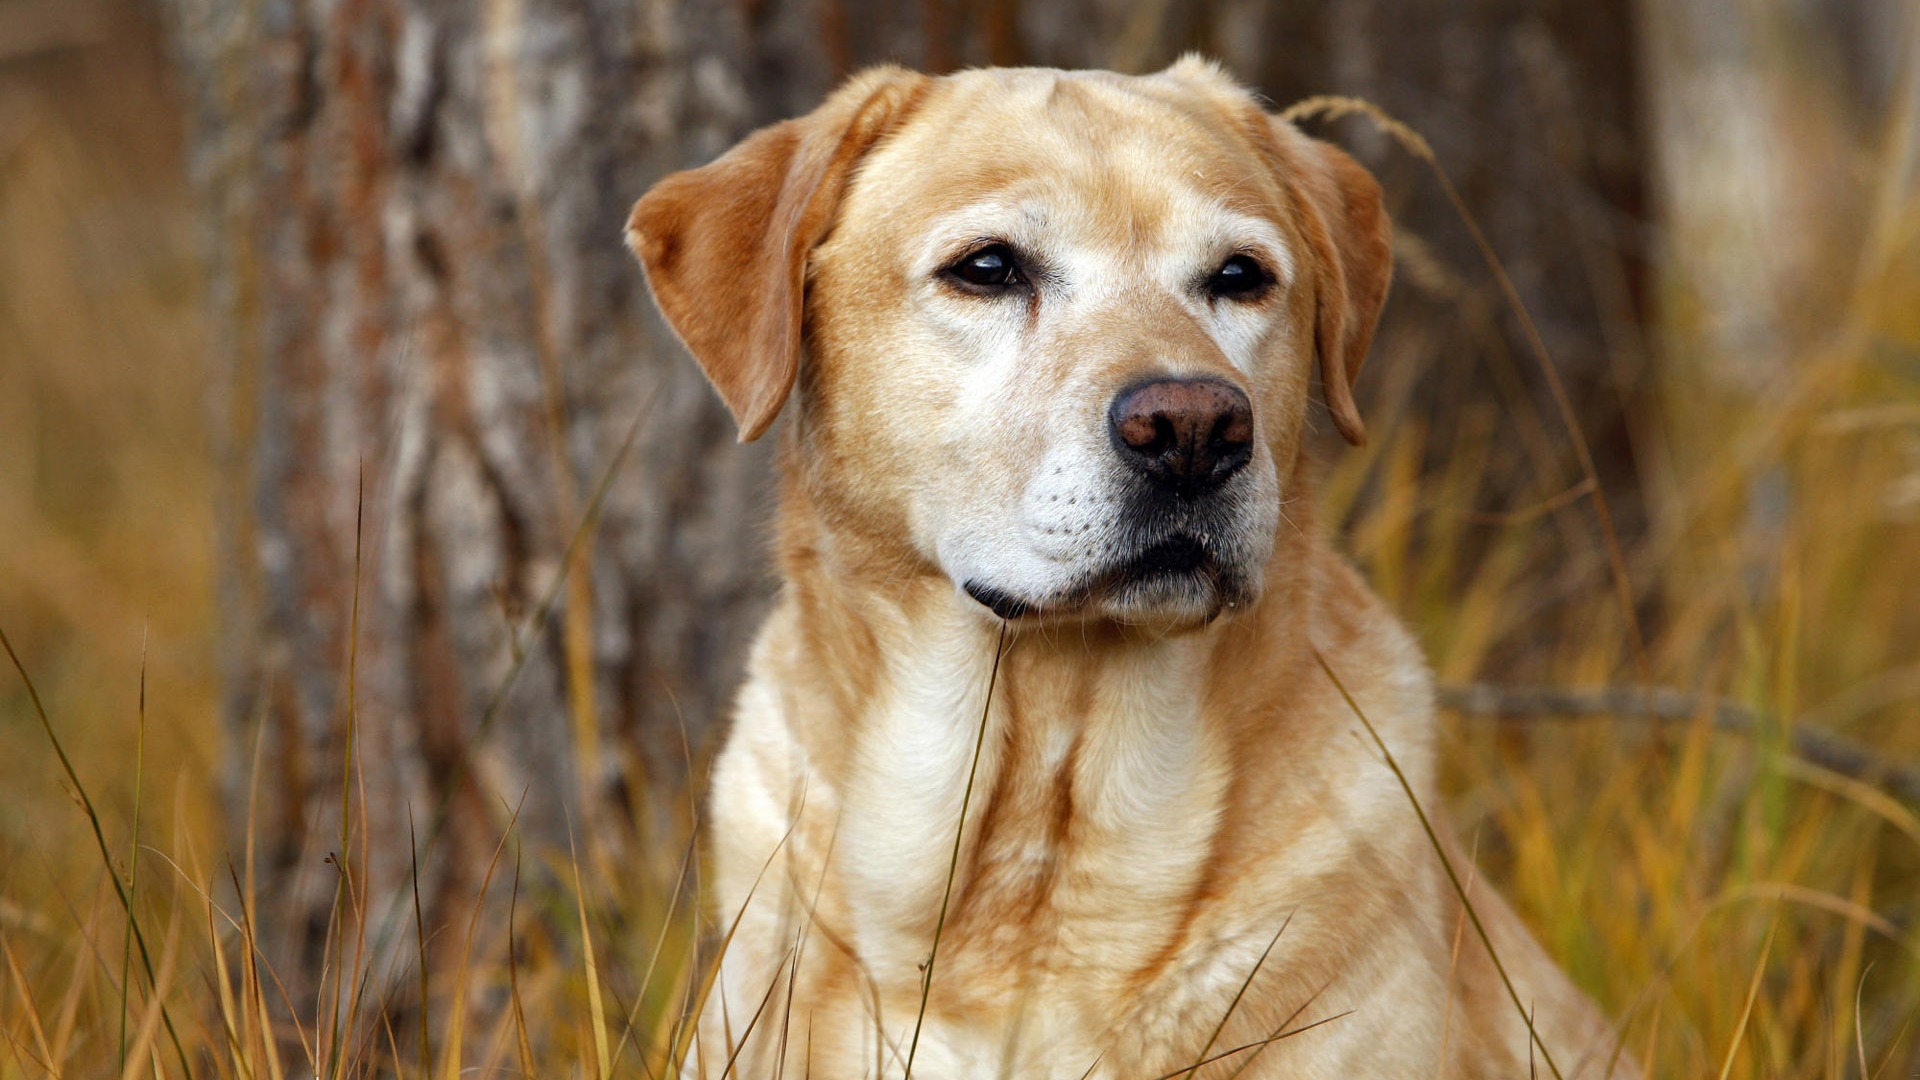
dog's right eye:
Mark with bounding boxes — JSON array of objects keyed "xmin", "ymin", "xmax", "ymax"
[{"xmin": 945, "ymin": 244, "xmax": 1026, "ymax": 292}]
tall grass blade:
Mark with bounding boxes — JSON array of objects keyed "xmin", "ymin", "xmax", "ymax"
[
  {"xmin": 224, "ymin": 860, "xmax": 308, "ymax": 1075},
  {"xmin": 205, "ymin": 879, "xmax": 256, "ymax": 1080},
  {"xmin": 1177, "ymin": 911, "xmax": 1292, "ymax": 1079},
  {"xmin": 1314, "ymin": 647, "xmax": 1565, "ymax": 1079},
  {"xmin": 323, "ymin": 464, "xmax": 367, "ymax": 1080},
  {"xmin": 610, "ymin": 826, "xmax": 699, "ymax": 1075},
  {"xmin": 0, "ymin": 932, "xmax": 56, "ymax": 1073},
  {"xmin": 1218, "ymin": 978, "xmax": 1337, "ymax": 1080},
  {"xmin": 1715, "ymin": 915, "xmax": 1780, "ymax": 1080},
  {"xmin": 665, "ymin": 803, "xmax": 810, "ymax": 1074},
  {"xmin": 1144, "ymin": 1002, "xmax": 1352, "ymax": 1080},
  {"xmin": 903, "ymin": 621, "xmax": 1009, "ymax": 1079},
  {"xmin": 566, "ymin": 822, "xmax": 613, "ymax": 1080},
  {"xmin": 508, "ymin": 847, "xmax": 536, "ymax": 1080},
  {"xmin": 116, "ymin": 912, "xmax": 182, "ymax": 1080},
  {"xmin": 715, "ymin": 949, "xmax": 794, "ymax": 1080},
  {"xmin": 0, "ymin": 621, "xmax": 193, "ymax": 1078},
  {"xmin": 439, "ymin": 789, "xmax": 527, "ymax": 1080},
  {"xmin": 118, "ymin": 619, "xmax": 149, "ymax": 1076},
  {"xmin": 408, "ymin": 810, "xmax": 431, "ymax": 1080}
]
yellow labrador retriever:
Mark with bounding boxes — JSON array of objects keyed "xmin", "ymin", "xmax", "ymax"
[{"xmin": 629, "ymin": 57, "xmax": 1632, "ymax": 1080}]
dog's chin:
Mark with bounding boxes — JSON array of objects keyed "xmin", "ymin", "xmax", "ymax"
[
  {"xmin": 962, "ymin": 536, "xmax": 1257, "ymax": 630},
  {"xmin": 1093, "ymin": 572, "xmax": 1238, "ymax": 628}
]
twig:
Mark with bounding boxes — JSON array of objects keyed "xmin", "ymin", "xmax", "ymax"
[{"xmin": 1437, "ymin": 683, "xmax": 1920, "ymax": 806}]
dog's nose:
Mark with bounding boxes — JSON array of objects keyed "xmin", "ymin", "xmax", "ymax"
[{"xmin": 1108, "ymin": 377, "xmax": 1254, "ymax": 496}]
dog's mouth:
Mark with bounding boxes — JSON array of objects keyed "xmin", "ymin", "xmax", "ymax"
[
  {"xmin": 963, "ymin": 532, "xmax": 1245, "ymax": 624},
  {"xmin": 1122, "ymin": 534, "xmax": 1210, "ymax": 579},
  {"xmin": 962, "ymin": 579, "xmax": 1037, "ymax": 620}
]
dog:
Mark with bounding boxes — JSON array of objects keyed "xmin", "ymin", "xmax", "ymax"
[{"xmin": 628, "ymin": 57, "xmax": 1634, "ymax": 1079}]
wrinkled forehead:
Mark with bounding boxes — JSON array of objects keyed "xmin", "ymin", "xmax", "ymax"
[{"xmin": 842, "ymin": 68, "xmax": 1293, "ymax": 260}]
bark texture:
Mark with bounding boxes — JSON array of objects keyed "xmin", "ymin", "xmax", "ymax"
[{"xmin": 165, "ymin": 0, "xmax": 1647, "ymax": 1014}]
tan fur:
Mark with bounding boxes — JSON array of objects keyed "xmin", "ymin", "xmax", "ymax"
[{"xmin": 629, "ymin": 57, "xmax": 1634, "ymax": 1079}]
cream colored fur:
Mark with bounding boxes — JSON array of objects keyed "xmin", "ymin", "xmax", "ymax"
[{"xmin": 628, "ymin": 58, "xmax": 1635, "ymax": 1080}]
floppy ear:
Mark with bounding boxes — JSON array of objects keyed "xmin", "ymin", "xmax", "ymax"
[
  {"xmin": 626, "ymin": 67, "xmax": 930, "ymax": 442},
  {"xmin": 1272, "ymin": 124, "xmax": 1392, "ymax": 446}
]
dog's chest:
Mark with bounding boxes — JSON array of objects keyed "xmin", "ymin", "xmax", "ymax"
[{"xmin": 829, "ymin": 636, "xmax": 1234, "ymax": 1007}]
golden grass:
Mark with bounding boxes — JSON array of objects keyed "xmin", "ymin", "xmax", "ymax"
[{"xmin": 4, "ymin": 9, "xmax": 1920, "ymax": 1079}]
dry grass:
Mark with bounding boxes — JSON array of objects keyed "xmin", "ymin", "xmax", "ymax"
[{"xmin": 3, "ymin": 5, "xmax": 1919, "ymax": 1078}]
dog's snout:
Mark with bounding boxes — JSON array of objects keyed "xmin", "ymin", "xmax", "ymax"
[{"xmin": 1108, "ymin": 377, "xmax": 1254, "ymax": 496}]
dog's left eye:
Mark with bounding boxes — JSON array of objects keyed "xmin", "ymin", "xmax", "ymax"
[
  {"xmin": 1207, "ymin": 254, "xmax": 1272, "ymax": 300},
  {"xmin": 944, "ymin": 244, "xmax": 1026, "ymax": 292}
]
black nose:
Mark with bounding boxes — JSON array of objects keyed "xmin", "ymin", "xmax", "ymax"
[{"xmin": 1108, "ymin": 377, "xmax": 1254, "ymax": 496}]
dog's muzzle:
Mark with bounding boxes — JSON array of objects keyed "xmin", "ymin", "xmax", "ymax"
[{"xmin": 963, "ymin": 375, "xmax": 1266, "ymax": 624}]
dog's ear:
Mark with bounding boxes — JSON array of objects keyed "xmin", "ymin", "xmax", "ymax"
[
  {"xmin": 1271, "ymin": 123, "xmax": 1392, "ymax": 447},
  {"xmin": 626, "ymin": 67, "xmax": 930, "ymax": 442}
]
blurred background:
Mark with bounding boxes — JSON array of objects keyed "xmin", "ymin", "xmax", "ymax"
[{"xmin": 1, "ymin": 0, "xmax": 1916, "ymax": 1076}]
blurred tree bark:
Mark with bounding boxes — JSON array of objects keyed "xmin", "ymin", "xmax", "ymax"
[
  {"xmin": 162, "ymin": 0, "xmax": 1648, "ymax": 1024},
  {"xmin": 168, "ymin": 0, "xmax": 805, "ymax": 1012}
]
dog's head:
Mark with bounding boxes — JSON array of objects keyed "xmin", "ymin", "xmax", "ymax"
[{"xmin": 629, "ymin": 59, "xmax": 1390, "ymax": 629}]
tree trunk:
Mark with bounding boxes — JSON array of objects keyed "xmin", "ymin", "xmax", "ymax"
[
  {"xmin": 169, "ymin": 0, "xmax": 802, "ymax": 1008},
  {"xmin": 164, "ymin": 0, "xmax": 1646, "ymax": 1026}
]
